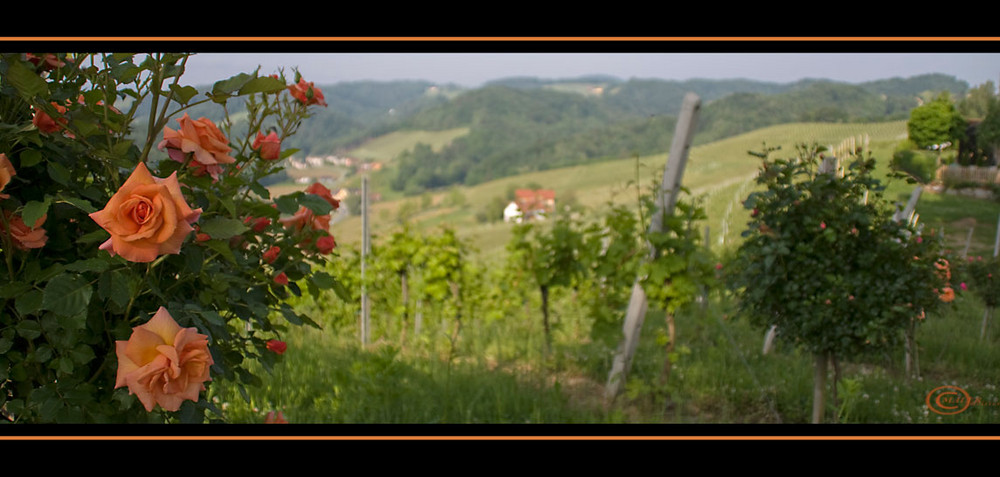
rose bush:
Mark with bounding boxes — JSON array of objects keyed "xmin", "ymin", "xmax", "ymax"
[{"xmin": 0, "ymin": 53, "xmax": 347, "ymax": 423}]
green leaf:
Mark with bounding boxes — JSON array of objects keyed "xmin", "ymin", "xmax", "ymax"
[
  {"xmin": 110, "ymin": 62, "xmax": 142, "ymax": 83},
  {"xmin": 299, "ymin": 194, "xmax": 333, "ymax": 215},
  {"xmin": 169, "ymin": 84, "xmax": 199, "ymax": 104},
  {"xmin": 20, "ymin": 198, "xmax": 51, "ymax": 228},
  {"xmin": 16, "ymin": 320, "xmax": 42, "ymax": 340},
  {"xmin": 198, "ymin": 217, "xmax": 248, "ymax": 240},
  {"xmin": 19, "ymin": 149, "xmax": 43, "ymax": 168},
  {"xmin": 0, "ymin": 282, "xmax": 31, "ymax": 299},
  {"xmin": 77, "ymin": 228, "xmax": 110, "ymax": 245},
  {"xmin": 274, "ymin": 193, "xmax": 300, "ymax": 215},
  {"xmin": 64, "ymin": 257, "xmax": 111, "ymax": 273},
  {"xmin": 280, "ymin": 306, "xmax": 303, "ymax": 325},
  {"xmin": 58, "ymin": 195, "xmax": 97, "ymax": 214},
  {"xmin": 238, "ymin": 76, "xmax": 286, "ymax": 96},
  {"xmin": 202, "ymin": 239, "xmax": 238, "ymax": 265},
  {"xmin": 47, "ymin": 161, "xmax": 71, "ymax": 185},
  {"xmin": 42, "ymin": 274, "xmax": 93, "ymax": 317},
  {"xmin": 7, "ymin": 59, "xmax": 48, "ymax": 99},
  {"xmin": 210, "ymin": 73, "xmax": 253, "ymax": 99},
  {"xmin": 14, "ymin": 290, "xmax": 43, "ymax": 316},
  {"xmin": 0, "ymin": 330, "xmax": 13, "ymax": 354}
]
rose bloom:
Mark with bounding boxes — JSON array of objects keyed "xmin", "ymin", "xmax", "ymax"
[
  {"xmin": 273, "ymin": 272, "xmax": 289, "ymax": 285},
  {"xmin": 939, "ymin": 286, "xmax": 956, "ymax": 303},
  {"xmin": 2, "ymin": 211, "xmax": 47, "ymax": 250},
  {"xmin": 0, "ymin": 153, "xmax": 15, "ymax": 199},
  {"xmin": 305, "ymin": 182, "xmax": 340, "ymax": 211},
  {"xmin": 249, "ymin": 216, "xmax": 271, "ymax": 232},
  {"xmin": 288, "ymin": 78, "xmax": 327, "ymax": 107},
  {"xmin": 266, "ymin": 339, "xmax": 287, "ymax": 355},
  {"xmin": 280, "ymin": 206, "xmax": 331, "ymax": 232},
  {"xmin": 26, "ymin": 53, "xmax": 67, "ymax": 70},
  {"xmin": 89, "ymin": 162, "xmax": 203, "ymax": 263},
  {"xmin": 32, "ymin": 103, "xmax": 67, "ymax": 134},
  {"xmin": 263, "ymin": 245, "xmax": 281, "ymax": 264},
  {"xmin": 115, "ymin": 307, "xmax": 214, "ymax": 412},
  {"xmin": 157, "ymin": 113, "xmax": 236, "ymax": 181},
  {"xmin": 264, "ymin": 411, "xmax": 288, "ymax": 424},
  {"xmin": 316, "ymin": 235, "xmax": 336, "ymax": 254},
  {"xmin": 252, "ymin": 131, "xmax": 282, "ymax": 160}
]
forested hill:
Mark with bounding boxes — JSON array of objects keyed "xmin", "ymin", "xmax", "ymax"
[
  {"xmin": 384, "ymin": 73, "xmax": 968, "ymax": 193},
  {"xmin": 138, "ymin": 72, "xmax": 969, "ymax": 193}
]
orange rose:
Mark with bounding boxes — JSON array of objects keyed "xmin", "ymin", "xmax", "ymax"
[
  {"xmin": 2, "ymin": 210, "xmax": 47, "ymax": 250},
  {"xmin": 939, "ymin": 286, "xmax": 955, "ymax": 303},
  {"xmin": 252, "ymin": 131, "xmax": 282, "ymax": 160},
  {"xmin": 280, "ymin": 206, "xmax": 330, "ymax": 232},
  {"xmin": 32, "ymin": 103, "xmax": 67, "ymax": 134},
  {"xmin": 305, "ymin": 182, "xmax": 340, "ymax": 211},
  {"xmin": 0, "ymin": 153, "xmax": 15, "ymax": 199},
  {"xmin": 288, "ymin": 78, "xmax": 327, "ymax": 107},
  {"xmin": 26, "ymin": 53, "xmax": 67, "ymax": 70},
  {"xmin": 89, "ymin": 162, "xmax": 203, "ymax": 263},
  {"xmin": 157, "ymin": 113, "xmax": 235, "ymax": 181},
  {"xmin": 115, "ymin": 307, "xmax": 213, "ymax": 412}
]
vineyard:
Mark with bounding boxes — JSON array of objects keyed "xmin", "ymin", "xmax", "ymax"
[
  {"xmin": 219, "ymin": 119, "xmax": 1000, "ymax": 424},
  {"xmin": 2, "ymin": 53, "xmax": 999, "ymax": 426}
]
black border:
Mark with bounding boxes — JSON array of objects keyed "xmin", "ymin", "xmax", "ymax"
[{"xmin": 2, "ymin": 35, "xmax": 1000, "ymax": 441}]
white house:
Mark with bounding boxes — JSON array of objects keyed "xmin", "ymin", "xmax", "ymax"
[{"xmin": 503, "ymin": 201, "xmax": 523, "ymax": 223}]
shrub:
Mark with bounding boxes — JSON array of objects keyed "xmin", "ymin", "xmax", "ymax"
[{"xmin": 0, "ymin": 53, "xmax": 344, "ymax": 423}]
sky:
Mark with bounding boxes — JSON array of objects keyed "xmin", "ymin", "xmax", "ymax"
[{"xmin": 180, "ymin": 53, "xmax": 1000, "ymax": 89}]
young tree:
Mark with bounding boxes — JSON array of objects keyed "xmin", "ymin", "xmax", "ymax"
[
  {"xmin": 729, "ymin": 144, "xmax": 949, "ymax": 423},
  {"xmin": 506, "ymin": 214, "xmax": 586, "ymax": 354},
  {"xmin": 907, "ymin": 92, "xmax": 966, "ymax": 149}
]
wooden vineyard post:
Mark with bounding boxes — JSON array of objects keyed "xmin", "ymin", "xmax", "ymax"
[
  {"xmin": 605, "ymin": 92, "xmax": 701, "ymax": 401},
  {"xmin": 894, "ymin": 186, "xmax": 923, "ymax": 378},
  {"xmin": 361, "ymin": 175, "xmax": 371, "ymax": 347}
]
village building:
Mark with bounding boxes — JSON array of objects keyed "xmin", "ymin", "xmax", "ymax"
[{"xmin": 504, "ymin": 189, "xmax": 556, "ymax": 223}]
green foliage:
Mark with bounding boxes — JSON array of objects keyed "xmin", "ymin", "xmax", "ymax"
[
  {"xmin": 958, "ymin": 81, "xmax": 997, "ymax": 120},
  {"xmin": 907, "ymin": 92, "xmax": 966, "ymax": 149},
  {"xmin": 957, "ymin": 255, "xmax": 1000, "ymax": 308},
  {"xmin": 0, "ymin": 53, "xmax": 339, "ymax": 423},
  {"xmin": 976, "ymin": 97, "xmax": 1000, "ymax": 154},
  {"xmin": 891, "ymin": 148, "xmax": 939, "ymax": 184},
  {"xmin": 729, "ymin": 143, "xmax": 949, "ymax": 360},
  {"xmin": 640, "ymin": 191, "xmax": 716, "ymax": 316}
]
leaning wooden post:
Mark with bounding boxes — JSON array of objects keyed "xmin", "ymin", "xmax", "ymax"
[
  {"xmin": 605, "ymin": 93, "xmax": 701, "ymax": 401},
  {"xmin": 894, "ymin": 186, "xmax": 923, "ymax": 378},
  {"xmin": 981, "ymin": 213, "xmax": 1000, "ymax": 340}
]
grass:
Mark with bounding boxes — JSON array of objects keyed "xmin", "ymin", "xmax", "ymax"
[{"xmin": 346, "ymin": 127, "xmax": 470, "ymax": 163}]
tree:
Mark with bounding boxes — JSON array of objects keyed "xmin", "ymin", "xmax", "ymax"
[
  {"xmin": 729, "ymin": 144, "xmax": 949, "ymax": 423},
  {"xmin": 907, "ymin": 92, "xmax": 966, "ymax": 149},
  {"xmin": 958, "ymin": 81, "xmax": 997, "ymax": 119}
]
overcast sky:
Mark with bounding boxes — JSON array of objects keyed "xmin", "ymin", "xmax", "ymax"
[{"xmin": 180, "ymin": 53, "xmax": 1000, "ymax": 89}]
